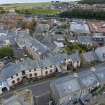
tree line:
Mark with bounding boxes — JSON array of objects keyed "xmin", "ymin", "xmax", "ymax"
[
  {"xmin": 78, "ymin": 0, "xmax": 105, "ymax": 4},
  {"xmin": 59, "ymin": 9, "xmax": 105, "ymax": 20}
]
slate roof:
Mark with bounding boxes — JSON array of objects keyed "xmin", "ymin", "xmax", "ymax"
[
  {"xmin": 95, "ymin": 46, "xmax": 105, "ymax": 61},
  {"xmin": 82, "ymin": 51, "xmax": 98, "ymax": 63},
  {"xmin": 78, "ymin": 70, "xmax": 99, "ymax": 88},
  {"xmin": 0, "ymin": 51, "xmax": 80, "ymax": 81},
  {"xmin": 77, "ymin": 35, "xmax": 93, "ymax": 45},
  {"xmin": 16, "ymin": 31, "xmax": 50, "ymax": 55},
  {"xmin": 0, "ymin": 59, "xmax": 39, "ymax": 80},
  {"xmin": 51, "ymin": 75, "xmax": 81, "ymax": 98},
  {"xmin": 70, "ymin": 21, "xmax": 90, "ymax": 33},
  {"xmin": 50, "ymin": 64, "xmax": 105, "ymax": 99}
]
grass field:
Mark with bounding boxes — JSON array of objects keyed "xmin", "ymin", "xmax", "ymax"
[
  {"xmin": 30, "ymin": 9, "xmax": 60, "ymax": 15},
  {"xmin": 0, "ymin": 2, "xmax": 61, "ymax": 15},
  {"xmin": 16, "ymin": 8, "xmax": 60, "ymax": 15},
  {"xmin": 0, "ymin": 2, "xmax": 52, "ymax": 9}
]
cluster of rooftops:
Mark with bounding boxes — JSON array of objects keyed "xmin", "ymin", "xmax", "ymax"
[
  {"xmin": 16, "ymin": 31, "xmax": 50, "ymax": 55},
  {"xmin": 0, "ymin": 51, "xmax": 80, "ymax": 81},
  {"xmin": 50, "ymin": 63, "xmax": 105, "ymax": 98}
]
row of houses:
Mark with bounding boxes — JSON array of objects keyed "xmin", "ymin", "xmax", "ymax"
[
  {"xmin": 0, "ymin": 51, "xmax": 80, "ymax": 94},
  {"xmin": 50, "ymin": 63, "xmax": 105, "ymax": 105},
  {"xmin": 0, "ymin": 44, "xmax": 105, "ymax": 95}
]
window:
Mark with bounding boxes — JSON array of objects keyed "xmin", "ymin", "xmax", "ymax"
[
  {"xmin": 34, "ymin": 68, "xmax": 36, "ymax": 71},
  {"xmin": 17, "ymin": 78, "xmax": 20, "ymax": 81},
  {"xmin": 77, "ymin": 61, "xmax": 79, "ymax": 63},
  {"xmin": 30, "ymin": 74, "xmax": 32, "ymax": 77},
  {"xmin": 16, "ymin": 73, "xmax": 18, "ymax": 76},
  {"xmin": 45, "ymin": 67, "xmax": 47, "ymax": 69},
  {"xmin": 55, "ymin": 67, "xmax": 58, "ymax": 72},
  {"xmin": 29, "ymin": 70, "xmax": 31, "ymax": 72},
  {"xmin": 22, "ymin": 71, "xmax": 25, "ymax": 75},
  {"xmin": 11, "ymin": 76, "xmax": 13, "ymax": 79},
  {"xmin": 12, "ymin": 80, "xmax": 15, "ymax": 84},
  {"xmin": 35, "ymin": 73, "xmax": 37, "ymax": 76},
  {"xmin": 45, "ymin": 71, "xmax": 48, "ymax": 75},
  {"xmin": 50, "ymin": 70, "xmax": 52, "ymax": 73},
  {"xmin": 64, "ymin": 58, "xmax": 66, "ymax": 61}
]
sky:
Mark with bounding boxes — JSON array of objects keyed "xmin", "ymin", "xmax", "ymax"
[{"xmin": 0, "ymin": 0, "xmax": 79, "ymax": 4}]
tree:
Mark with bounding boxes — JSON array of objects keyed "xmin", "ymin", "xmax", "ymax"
[
  {"xmin": 0, "ymin": 47, "xmax": 14, "ymax": 59},
  {"xmin": 79, "ymin": 0, "xmax": 105, "ymax": 4},
  {"xmin": 59, "ymin": 9, "xmax": 105, "ymax": 20},
  {"xmin": 27, "ymin": 19, "xmax": 37, "ymax": 36}
]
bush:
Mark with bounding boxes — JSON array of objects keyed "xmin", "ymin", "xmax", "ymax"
[{"xmin": 0, "ymin": 47, "xmax": 14, "ymax": 59}]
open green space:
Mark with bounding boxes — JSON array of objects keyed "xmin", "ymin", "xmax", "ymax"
[
  {"xmin": 0, "ymin": 2, "xmax": 60, "ymax": 15},
  {"xmin": 15, "ymin": 8, "xmax": 60, "ymax": 15},
  {"xmin": 0, "ymin": 2, "xmax": 52, "ymax": 9}
]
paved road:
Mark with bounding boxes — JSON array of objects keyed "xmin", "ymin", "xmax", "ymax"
[
  {"xmin": 0, "ymin": 80, "xmax": 50, "ymax": 105},
  {"xmin": 0, "ymin": 73, "xmax": 68, "ymax": 105}
]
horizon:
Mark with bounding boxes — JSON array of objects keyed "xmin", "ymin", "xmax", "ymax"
[{"xmin": 0, "ymin": 0, "xmax": 80, "ymax": 4}]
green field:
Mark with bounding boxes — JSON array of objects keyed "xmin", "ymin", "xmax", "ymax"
[
  {"xmin": 0, "ymin": 2, "xmax": 52, "ymax": 9},
  {"xmin": 0, "ymin": 2, "xmax": 61, "ymax": 15},
  {"xmin": 16, "ymin": 8, "xmax": 60, "ymax": 15}
]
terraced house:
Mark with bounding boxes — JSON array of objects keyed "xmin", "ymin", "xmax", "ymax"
[{"xmin": 0, "ymin": 51, "xmax": 81, "ymax": 94}]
